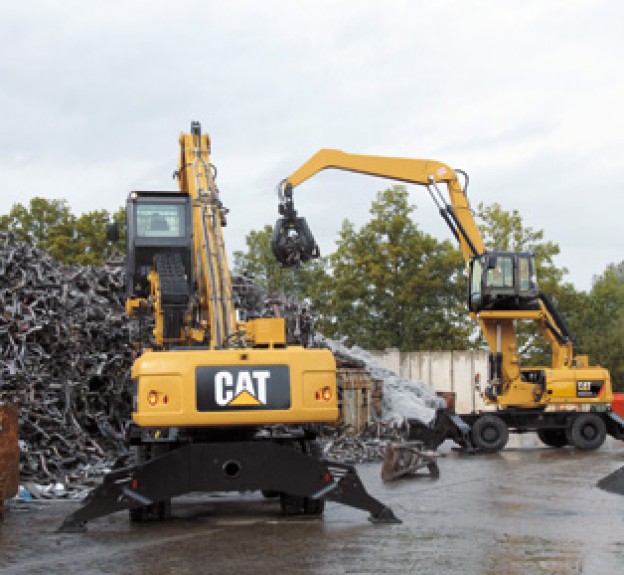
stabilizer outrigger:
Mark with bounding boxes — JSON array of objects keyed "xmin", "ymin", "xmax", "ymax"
[
  {"xmin": 407, "ymin": 408, "xmax": 476, "ymax": 452},
  {"xmin": 59, "ymin": 441, "xmax": 400, "ymax": 532},
  {"xmin": 597, "ymin": 465, "xmax": 624, "ymax": 497}
]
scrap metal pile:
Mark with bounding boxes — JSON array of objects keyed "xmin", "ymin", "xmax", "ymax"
[
  {"xmin": 320, "ymin": 421, "xmax": 411, "ymax": 464},
  {"xmin": 0, "ymin": 233, "xmax": 133, "ymax": 497},
  {"xmin": 0, "ymin": 233, "xmax": 439, "ymax": 497}
]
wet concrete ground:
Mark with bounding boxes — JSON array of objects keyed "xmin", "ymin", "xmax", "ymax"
[{"xmin": 1, "ymin": 437, "xmax": 624, "ymax": 575}]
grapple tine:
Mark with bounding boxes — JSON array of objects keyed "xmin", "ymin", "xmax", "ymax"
[{"xmin": 381, "ymin": 441, "xmax": 440, "ymax": 483}]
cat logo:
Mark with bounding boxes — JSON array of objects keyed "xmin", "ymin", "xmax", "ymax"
[
  {"xmin": 196, "ymin": 365, "xmax": 291, "ymax": 411},
  {"xmin": 215, "ymin": 370, "xmax": 270, "ymax": 407},
  {"xmin": 576, "ymin": 380, "xmax": 604, "ymax": 399},
  {"xmin": 578, "ymin": 381, "xmax": 592, "ymax": 392}
]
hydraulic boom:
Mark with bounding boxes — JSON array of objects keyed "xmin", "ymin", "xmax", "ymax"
[{"xmin": 271, "ymin": 149, "xmax": 624, "ymax": 452}]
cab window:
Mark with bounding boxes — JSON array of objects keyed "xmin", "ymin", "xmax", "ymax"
[
  {"xmin": 470, "ymin": 257, "xmax": 483, "ymax": 307},
  {"xmin": 136, "ymin": 204, "xmax": 185, "ymax": 238},
  {"xmin": 519, "ymin": 256, "xmax": 531, "ymax": 291},
  {"xmin": 486, "ymin": 256, "xmax": 513, "ymax": 288}
]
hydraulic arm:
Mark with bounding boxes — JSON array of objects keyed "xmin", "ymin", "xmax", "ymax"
[{"xmin": 270, "ymin": 146, "xmax": 624, "ymax": 457}]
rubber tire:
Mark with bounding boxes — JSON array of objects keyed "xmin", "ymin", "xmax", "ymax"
[
  {"xmin": 280, "ymin": 492, "xmax": 305, "ymax": 516},
  {"xmin": 302, "ymin": 440, "xmax": 325, "ymax": 516},
  {"xmin": 537, "ymin": 428, "xmax": 568, "ymax": 448},
  {"xmin": 566, "ymin": 413, "xmax": 607, "ymax": 450},
  {"xmin": 304, "ymin": 496, "xmax": 325, "ymax": 516},
  {"xmin": 279, "ymin": 439, "xmax": 325, "ymax": 517},
  {"xmin": 262, "ymin": 490, "xmax": 280, "ymax": 499},
  {"xmin": 471, "ymin": 415, "xmax": 509, "ymax": 453},
  {"xmin": 129, "ymin": 444, "xmax": 172, "ymax": 522}
]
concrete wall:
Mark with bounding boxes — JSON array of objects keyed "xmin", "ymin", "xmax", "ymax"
[{"xmin": 369, "ymin": 349, "xmax": 489, "ymax": 414}]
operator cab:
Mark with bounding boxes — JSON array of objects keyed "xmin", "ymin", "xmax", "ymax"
[
  {"xmin": 468, "ymin": 251, "xmax": 539, "ymax": 313},
  {"xmin": 124, "ymin": 191, "xmax": 193, "ymax": 298}
]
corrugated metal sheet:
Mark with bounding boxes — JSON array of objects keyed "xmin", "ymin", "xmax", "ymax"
[{"xmin": 337, "ymin": 368, "xmax": 380, "ymax": 433}]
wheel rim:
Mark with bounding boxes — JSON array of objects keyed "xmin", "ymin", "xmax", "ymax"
[
  {"xmin": 482, "ymin": 426, "xmax": 499, "ymax": 444},
  {"xmin": 582, "ymin": 424, "xmax": 597, "ymax": 441}
]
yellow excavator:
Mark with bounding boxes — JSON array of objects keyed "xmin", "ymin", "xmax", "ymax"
[
  {"xmin": 60, "ymin": 125, "xmax": 398, "ymax": 531},
  {"xmin": 270, "ymin": 149, "xmax": 624, "ymax": 453}
]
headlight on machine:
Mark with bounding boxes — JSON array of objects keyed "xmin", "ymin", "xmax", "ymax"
[{"xmin": 315, "ymin": 386, "xmax": 333, "ymax": 401}]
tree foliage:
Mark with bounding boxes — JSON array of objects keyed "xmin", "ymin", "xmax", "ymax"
[
  {"xmin": 0, "ymin": 197, "xmax": 125, "ymax": 265},
  {"xmin": 321, "ymin": 186, "xmax": 470, "ymax": 350},
  {"xmin": 232, "ymin": 224, "xmax": 329, "ymax": 301},
  {"xmin": 233, "ymin": 186, "xmax": 471, "ymax": 351},
  {"xmin": 578, "ymin": 266, "xmax": 624, "ymax": 390}
]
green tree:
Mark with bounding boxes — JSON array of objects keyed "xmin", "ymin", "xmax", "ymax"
[
  {"xmin": 68, "ymin": 210, "xmax": 112, "ymax": 265},
  {"xmin": 0, "ymin": 197, "xmax": 75, "ymax": 247},
  {"xmin": 598, "ymin": 261, "xmax": 624, "ymax": 282},
  {"xmin": 577, "ymin": 266, "xmax": 624, "ymax": 390},
  {"xmin": 322, "ymin": 186, "xmax": 470, "ymax": 350},
  {"xmin": 0, "ymin": 197, "xmax": 126, "ymax": 265}
]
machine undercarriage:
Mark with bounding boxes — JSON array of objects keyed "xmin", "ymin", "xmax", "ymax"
[{"xmin": 60, "ymin": 429, "xmax": 399, "ymax": 532}]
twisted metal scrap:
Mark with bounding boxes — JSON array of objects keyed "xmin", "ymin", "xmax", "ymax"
[
  {"xmin": 0, "ymin": 234, "xmax": 133, "ymax": 496},
  {"xmin": 0, "ymin": 236, "xmax": 406, "ymax": 497},
  {"xmin": 319, "ymin": 421, "xmax": 411, "ymax": 464}
]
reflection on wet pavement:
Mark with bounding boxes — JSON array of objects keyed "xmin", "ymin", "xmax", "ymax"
[{"xmin": 1, "ymin": 439, "xmax": 623, "ymax": 575}]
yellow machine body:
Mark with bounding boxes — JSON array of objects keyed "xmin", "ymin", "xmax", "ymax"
[
  {"xmin": 131, "ymin": 346, "xmax": 338, "ymax": 427},
  {"xmin": 57, "ymin": 126, "xmax": 402, "ymax": 529},
  {"xmin": 125, "ymin": 124, "xmax": 340, "ymax": 430},
  {"xmin": 278, "ymin": 149, "xmax": 614, "ymax": 411}
]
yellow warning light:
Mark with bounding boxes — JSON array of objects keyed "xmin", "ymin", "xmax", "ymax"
[
  {"xmin": 315, "ymin": 386, "xmax": 333, "ymax": 401},
  {"xmin": 147, "ymin": 390, "xmax": 159, "ymax": 407}
]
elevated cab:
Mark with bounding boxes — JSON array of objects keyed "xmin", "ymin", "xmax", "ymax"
[
  {"xmin": 125, "ymin": 191, "xmax": 193, "ymax": 300},
  {"xmin": 468, "ymin": 251, "xmax": 539, "ymax": 313}
]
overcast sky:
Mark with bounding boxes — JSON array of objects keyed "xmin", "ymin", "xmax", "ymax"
[{"xmin": 1, "ymin": 0, "xmax": 623, "ymax": 291}]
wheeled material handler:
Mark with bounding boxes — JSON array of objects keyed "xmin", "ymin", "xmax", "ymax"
[
  {"xmin": 270, "ymin": 149, "xmax": 624, "ymax": 453},
  {"xmin": 60, "ymin": 126, "xmax": 399, "ymax": 532}
]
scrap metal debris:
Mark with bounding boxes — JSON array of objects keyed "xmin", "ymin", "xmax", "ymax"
[
  {"xmin": 1, "ymin": 233, "xmax": 442, "ymax": 499},
  {"xmin": 318, "ymin": 336, "xmax": 446, "ymax": 425},
  {"xmin": 319, "ymin": 421, "xmax": 443, "ymax": 470},
  {"xmin": 320, "ymin": 422, "xmax": 410, "ymax": 464},
  {"xmin": 0, "ymin": 233, "xmax": 133, "ymax": 497},
  {"xmin": 380, "ymin": 441, "xmax": 440, "ymax": 482}
]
